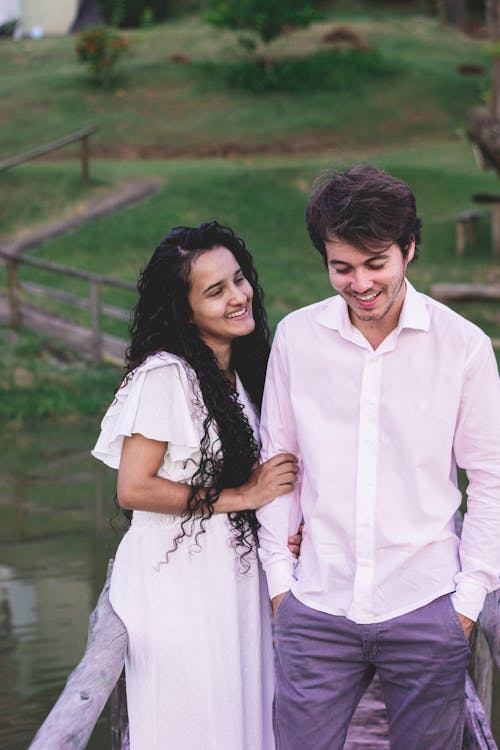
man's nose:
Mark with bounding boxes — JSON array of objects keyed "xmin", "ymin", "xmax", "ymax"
[{"xmin": 350, "ymin": 269, "xmax": 373, "ymax": 292}]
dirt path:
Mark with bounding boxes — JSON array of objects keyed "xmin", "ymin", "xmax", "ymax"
[{"xmin": 1, "ymin": 177, "xmax": 161, "ymax": 256}]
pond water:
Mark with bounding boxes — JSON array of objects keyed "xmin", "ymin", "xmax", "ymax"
[
  {"xmin": 0, "ymin": 418, "xmax": 498, "ymax": 749},
  {"xmin": 0, "ymin": 417, "xmax": 119, "ymax": 750}
]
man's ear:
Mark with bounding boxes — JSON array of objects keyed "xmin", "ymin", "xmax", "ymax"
[{"xmin": 405, "ymin": 238, "xmax": 416, "ymax": 265}]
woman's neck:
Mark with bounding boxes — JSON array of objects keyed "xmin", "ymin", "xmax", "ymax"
[{"xmin": 212, "ymin": 343, "xmax": 234, "ymax": 383}]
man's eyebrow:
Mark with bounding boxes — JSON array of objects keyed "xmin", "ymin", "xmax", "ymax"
[{"xmin": 329, "ymin": 253, "xmax": 390, "ymax": 265}]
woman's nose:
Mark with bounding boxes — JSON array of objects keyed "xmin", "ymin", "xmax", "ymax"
[{"xmin": 229, "ymin": 284, "xmax": 247, "ymax": 303}]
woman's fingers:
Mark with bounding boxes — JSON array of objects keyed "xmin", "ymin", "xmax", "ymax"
[{"xmin": 267, "ymin": 453, "xmax": 298, "ymax": 467}]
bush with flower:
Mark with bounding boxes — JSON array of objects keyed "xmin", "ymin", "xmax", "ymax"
[{"xmin": 76, "ymin": 26, "xmax": 130, "ymax": 86}]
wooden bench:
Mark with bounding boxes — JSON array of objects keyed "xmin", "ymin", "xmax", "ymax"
[{"xmin": 0, "ymin": 125, "xmax": 97, "ymax": 182}]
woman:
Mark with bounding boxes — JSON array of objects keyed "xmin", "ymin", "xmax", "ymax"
[{"xmin": 92, "ymin": 222, "xmax": 298, "ymax": 750}]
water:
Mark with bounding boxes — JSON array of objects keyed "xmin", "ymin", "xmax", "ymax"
[
  {"xmin": 0, "ymin": 417, "xmax": 119, "ymax": 750},
  {"xmin": 0, "ymin": 418, "xmax": 498, "ymax": 749}
]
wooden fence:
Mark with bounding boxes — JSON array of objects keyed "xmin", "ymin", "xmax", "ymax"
[
  {"xmin": 0, "ymin": 249, "xmax": 135, "ymax": 364},
  {"xmin": 0, "ymin": 126, "xmax": 98, "ymax": 182}
]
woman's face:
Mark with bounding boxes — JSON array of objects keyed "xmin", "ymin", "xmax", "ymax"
[{"xmin": 188, "ymin": 246, "xmax": 255, "ymax": 351}]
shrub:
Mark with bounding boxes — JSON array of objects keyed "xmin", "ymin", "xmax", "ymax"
[
  {"xmin": 207, "ymin": 0, "xmax": 320, "ymax": 45},
  {"xmin": 75, "ymin": 26, "xmax": 130, "ymax": 86},
  {"xmin": 0, "ymin": 19, "xmax": 17, "ymax": 38},
  {"xmin": 198, "ymin": 48, "xmax": 397, "ymax": 94}
]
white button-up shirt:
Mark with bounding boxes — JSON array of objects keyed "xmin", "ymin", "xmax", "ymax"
[{"xmin": 257, "ymin": 281, "xmax": 500, "ymax": 623}]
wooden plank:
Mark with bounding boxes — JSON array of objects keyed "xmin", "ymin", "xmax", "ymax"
[
  {"xmin": 430, "ymin": 283, "xmax": 500, "ymax": 301},
  {"xmin": 479, "ymin": 589, "xmax": 500, "ymax": 672},
  {"xmin": 90, "ymin": 279, "xmax": 102, "ymax": 362},
  {"xmin": 465, "ymin": 673, "xmax": 499, "ymax": 750},
  {"xmin": 493, "ymin": 204, "xmax": 500, "ymax": 256},
  {"xmin": 469, "ymin": 626, "xmax": 493, "ymax": 721},
  {"xmin": 29, "ymin": 561, "xmax": 127, "ymax": 750},
  {"xmin": 6, "ymin": 258, "xmax": 21, "ymax": 326},
  {"xmin": 81, "ymin": 134, "xmax": 90, "ymax": 182},
  {"xmin": 0, "ymin": 126, "xmax": 98, "ymax": 172},
  {"xmin": 20, "ymin": 281, "xmax": 130, "ymax": 321},
  {"xmin": 345, "ymin": 676, "xmax": 389, "ymax": 748},
  {"xmin": 0, "ymin": 297, "xmax": 127, "ymax": 364},
  {"xmin": 456, "ymin": 221, "xmax": 467, "ymax": 257},
  {"xmin": 0, "ymin": 250, "xmax": 136, "ymax": 291},
  {"xmin": 110, "ymin": 671, "xmax": 129, "ymax": 750}
]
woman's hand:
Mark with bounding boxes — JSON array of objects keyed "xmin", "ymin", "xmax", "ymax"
[
  {"xmin": 287, "ymin": 523, "xmax": 304, "ymax": 559},
  {"xmin": 239, "ymin": 453, "xmax": 298, "ymax": 511}
]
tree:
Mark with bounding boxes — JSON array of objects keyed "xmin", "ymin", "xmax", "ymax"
[
  {"xmin": 97, "ymin": 0, "xmax": 170, "ymax": 28},
  {"xmin": 207, "ymin": 0, "xmax": 320, "ymax": 46},
  {"xmin": 438, "ymin": 0, "xmax": 467, "ymax": 28}
]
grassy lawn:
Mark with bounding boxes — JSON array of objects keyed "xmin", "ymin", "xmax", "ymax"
[
  {"xmin": 0, "ymin": 324, "xmax": 120, "ymax": 418},
  {"xmin": 0, "ymin": 9, "xmax": 488, "ymax": 157},
  {"xmin": 0, "ymin": 5, "xmax": 498, "ymax": 417},
  {"xmin": 3, "ymin": 141, "xmax": 499, "ymax": 332}
]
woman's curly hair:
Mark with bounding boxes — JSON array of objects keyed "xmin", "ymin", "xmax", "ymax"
[{"xmin": 122, "ymin": 221, "xmax": 270, "ymax": 563}]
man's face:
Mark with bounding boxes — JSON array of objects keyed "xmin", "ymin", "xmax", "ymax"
[{"xmin": 325, "ymin": 237, "xmax": 415, "ymax": 339}]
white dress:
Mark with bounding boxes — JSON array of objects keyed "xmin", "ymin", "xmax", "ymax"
[{"xmin": 92, "ymin": 352, "xmax": 275, "ymax": 750}]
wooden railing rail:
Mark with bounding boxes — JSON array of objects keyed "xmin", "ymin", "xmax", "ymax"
[
  {"xmin": 20, "ymin": 281, "xmax": 130, "ymax": 321},
  {"xmin": 0, "ymin": 249, "xmax": 136, "ymax": 290},
  {"xmin": 0, "ymin": 249, "xmax": 135, "ymax": 363},
  {"xmin": 0, "ymin": 126, "xmax": 98, "ymax": 182}
]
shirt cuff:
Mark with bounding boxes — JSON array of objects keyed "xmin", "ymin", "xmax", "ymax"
[
  {"xmin": 257, "ymin": 550, "xmax": 295, "ymax": 600},
  {"xmin": 450, "ymin": 581, "xmax": 488, "ymax": 622}
]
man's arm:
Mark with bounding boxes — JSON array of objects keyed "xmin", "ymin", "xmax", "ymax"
[
  {"xmin": 257, "ymin": 323, "xmax": 302, "ymax": 604},
  {"xmin": 452, "ymin": 334, "xmax": 500, "ymax": 625}
]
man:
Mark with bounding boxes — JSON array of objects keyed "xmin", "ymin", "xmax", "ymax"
[{"xmin": 257, "ymin": 165, "xmax": 500, "ymax": 750}]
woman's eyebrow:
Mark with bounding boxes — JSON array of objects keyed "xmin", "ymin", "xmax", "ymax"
[{"xmin": 203, "ymin": 279, "xmax": 224, "ymax": 294}]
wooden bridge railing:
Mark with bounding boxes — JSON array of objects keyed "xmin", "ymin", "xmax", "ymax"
[
  {"xmin": 28, "ymin": 575, "xmax": 500, "ymax": 749},
  {"xmin": 0, "ymin": 249, "xmax": 135, "ymax": 364},
  {"xmin": 0, "ymin": 126, "xmax": 98, "ymax": 182}
]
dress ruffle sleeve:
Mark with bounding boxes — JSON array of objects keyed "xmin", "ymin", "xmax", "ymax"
[{"xmin": 91, "ymin": 352, "xmax": 201, "ymax": 473}]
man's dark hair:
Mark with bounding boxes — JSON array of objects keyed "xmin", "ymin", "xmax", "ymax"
[{"xmin": 305, "ymin": 164, "xmax": 422, "ymax": 265}]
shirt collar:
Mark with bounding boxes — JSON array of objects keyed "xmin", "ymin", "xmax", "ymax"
[{"xmin": 316, "ymin": 279, "xmax": 430, "ymax": 340}]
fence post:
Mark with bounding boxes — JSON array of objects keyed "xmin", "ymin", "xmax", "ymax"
[
  {"xmin": 81, "ymin": 134, "xmax": 90, "ymax": 183},
  {"xmin": 90, "ymin": 279, "xmax": 102, "ymax": 362},
  {"xmin": 492, "ymin": 204, "xmax": 500, "ymax": 257},
  {"xmin": 7, "ymin": 258, "xmax": 22, "ymax": 326},
  {"xmin": 469, "ymin": 625, "xmax": 493, "ymax": 722},
  {"xmin": 14, "ymin": 472, "xmax": 26, "ymax": 540}
]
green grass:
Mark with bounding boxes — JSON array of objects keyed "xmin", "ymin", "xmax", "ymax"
[
  {"xmin": 0, "ymin": 7, "xmax": 498, "ymax": 418},
  {"xmin": 0, "ymin": 324, "xmax": 120, "ymax": 418},
  {"xmin": 2, "ymin": 140, "xmax": 500, "ymax": 344},
  {"xmin": 0, "ymin": 11, "xmax": 488, "ymax": 156},
  {"xmin": 0, "ymin": 163, "xmax": 119, "ymax": 236}
]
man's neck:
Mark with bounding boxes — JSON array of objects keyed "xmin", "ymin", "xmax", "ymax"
[{"xmin": 350, "ymin": 285, "xmax": 407, "ymax": 350}]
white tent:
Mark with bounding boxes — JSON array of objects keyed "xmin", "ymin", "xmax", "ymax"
[{"xmin": 17, "ymin": 0, "xmax": 78, "ymax": 35}]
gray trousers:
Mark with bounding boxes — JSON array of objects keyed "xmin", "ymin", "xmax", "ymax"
[{"xmin": 273, "ymin": 592, "xmax": 469, "ymax": 750}]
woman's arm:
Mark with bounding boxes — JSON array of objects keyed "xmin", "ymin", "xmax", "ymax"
[{"xmin": 117, "ymin": 433, "xmax": 297, "ymax": 514}]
